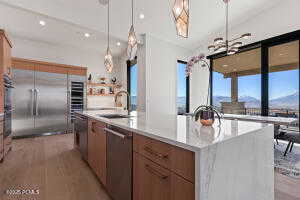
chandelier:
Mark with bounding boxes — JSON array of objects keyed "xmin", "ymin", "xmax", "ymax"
[
  {"xmin": 127, "ymin": 0, "xmax": 138, "ymax": 60},
  {"xmin": 208, "ymin": 0, "xmax": 251, "ymax": 55},
  {"xmin": 172, "ymin": 0, "xmax": 189, "ymax": 38},
  {"xmin": 104, "ymin": 0, "xmax": 114, "ymax": 73}
]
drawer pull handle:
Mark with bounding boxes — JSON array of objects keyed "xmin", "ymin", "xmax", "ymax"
[
  {"xmin": 91, "ymin": 122, "xmax": 97, "ymax": 133},
  {"xmin": 145, "ymin": 164, "xmax": 168, "ymax": 179},
  {"xmin": 144, "ymin": 147, "xmax": 168, "ymax": 159}
]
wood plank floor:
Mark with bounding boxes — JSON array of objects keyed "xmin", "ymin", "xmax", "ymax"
[
  {"xmin": 0, "ymin": 134, "xmax": 299, "ymax": 200},
  {"xmin": 0, "ymin": 134, "xmax": 111, "ymax": 200}
]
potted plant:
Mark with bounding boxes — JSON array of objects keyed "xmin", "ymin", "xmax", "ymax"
[{"xmin": 186, "ymin": 53, "xmax": 222, "ymax": 126}]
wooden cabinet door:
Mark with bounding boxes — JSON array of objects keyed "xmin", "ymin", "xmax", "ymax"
[
  {"xmin": 1, "ymin": 34, "xmax": 12, "ymax": 77},
  {"xmin": 0, "ymin": 119, "xmax": 3, "ymax": 162},
  {"xmin": 171, "ymin": 173, "xmax": 194, "ymax": 200},
  {"xmin": 94, "ymin": 122, "xmax": 107, "ymax": 186},
  {"xmin": 133, "ymin": 153, "xmax": 171, "ymax": 200}
]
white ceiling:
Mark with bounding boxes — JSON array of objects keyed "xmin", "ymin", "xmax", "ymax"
[{"xmin": 0, "ymin": 0, "xmax": 283, "ymax": 55}]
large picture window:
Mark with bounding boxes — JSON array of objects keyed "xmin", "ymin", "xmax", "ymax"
[
  {"xmin": 268, "ymin": 41, "xmax": 299, "ymax": 118},
  {"xmin": 210, "ymin": 35, "xmax": 299, "ymax": 120},
  {"xmin": 212, "ymin": 48, "xmax": 261, "ymax": 115},
  {"xmin": 177, "ymin": 60, "xmax": 189, "ymax": 115}
]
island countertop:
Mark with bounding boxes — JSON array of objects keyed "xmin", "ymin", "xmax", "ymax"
[{"xmin": 76, "ymin": 110, "xmax": 273, "ymax": 152}]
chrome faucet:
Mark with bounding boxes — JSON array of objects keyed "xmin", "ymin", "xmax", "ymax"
[{"xmin": 114, "ymin": 90, "xmax": 131, "ymax": 112}]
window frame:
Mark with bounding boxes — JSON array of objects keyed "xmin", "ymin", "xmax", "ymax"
[
  {"xmin": 177, "ymin": 60, "xmax": 190, "ymax": 115},
  {"xmin": 208, "ymin": 30, "xmax": 300, "ymax": 117},
  {"xmin": 127, "ymin": 58, "xmax": 137, "ymax": 110}
]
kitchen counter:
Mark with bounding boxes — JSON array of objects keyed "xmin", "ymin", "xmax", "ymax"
[
  {"xmin": 77, "ymin": 110, "xmax": 273, "ymax": 152},
  {"xmin": 77, "ymin": 110, "xmax": 274, "ymax": 200},
  {"xmin": 223, "ymin": 113, "xmax": 297, "ymax": 125}
]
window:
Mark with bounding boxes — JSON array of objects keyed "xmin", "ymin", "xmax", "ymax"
[
  {"xmin": 212, "ymin": 48, "xmax": 261, "ymax": 115},
  {"xmin": 212, "ymin": 71, "xmax": 231, "ymax": 109},
  {"xmin": 127, "ymin": 60, "xmax": 137, "ymax": 111},
  {"xmin": 268, "ymin": 41, "xmax": 299, "ymax": 118},
  {"xmin": 210, "ymin": 35, "xmax": 300, "ymax": 120},
  {"xmin": 177, "ymin": 61, "xmax": 189, "ymax": 114}
]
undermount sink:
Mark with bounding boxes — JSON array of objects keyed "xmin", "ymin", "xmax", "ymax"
[{"xmin": 97, "ymin": 114, "xmax": 132, "ymax": 119}]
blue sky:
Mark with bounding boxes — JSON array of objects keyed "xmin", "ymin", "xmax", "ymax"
[
  {"xmin": 213, "ymin": 69, "xmax": 299, "ymax": 100},
  {"xmin": 130, "ymin": 64, "xmax": 137, "ymax": 96},
  {"xmin": 177, "ymin": 62, "xmax": 187, "ymax": 97}
]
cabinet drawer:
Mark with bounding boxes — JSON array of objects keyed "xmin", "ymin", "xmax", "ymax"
[
  {"xmin": 133, "ymin": 153, "xmax": 195, "ymax": 200},
  {"xmin": 133, "ymin": 134, "xmax": 195, "ymax": 183},
  {"xmin": 133, "ymin": 152, "xmax": 171, "ymax": 200},
  {"xmin": 134, "ymin": 134, "xmax": 172, "ymax": 169}
]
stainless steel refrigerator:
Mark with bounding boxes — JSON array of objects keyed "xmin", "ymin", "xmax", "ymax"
[{"xmin": 12, "ymin": 68, "xmax": 86, "ymax": 138}]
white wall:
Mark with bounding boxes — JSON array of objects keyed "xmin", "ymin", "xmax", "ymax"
[
  {"xmin": 11, "ymin": 36, "xmax": 125, "ymax": 108},
  {"xmin": 190, "ymin": 0, "xmax": 300, "ymax": 111},
  {"xmin": 145, "ymin": 34, "xmax": 192, "ymax": 115}
]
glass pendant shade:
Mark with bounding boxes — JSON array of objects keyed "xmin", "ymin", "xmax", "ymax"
[
  {"xmin": 241, "ymin": 33, "xmax": 251, "ymax": 39},
  {"xmin": 208, "ymin": 45, "xmax": 215, "ymax": 51},
  {"xmin": 232, "ymin": 41, "xmax": 242, "ymax": 48},
  {"xmin": 172, "ymin": 0, "xmax": 189, "ymax": 38},
  {"xmin": 104, "ymin": 47, "xmax": 113, "ymax": 73},
  {"xmin": 127, "ymin": 25, "xmax": 138, "ymax": 60},
  {"xmin": 218, "ymin": 44, "xmax": 227, "ymax": 51},
  {"xmin": 214, "ymin": 37, "xmax": 224, "ymax": 45}
]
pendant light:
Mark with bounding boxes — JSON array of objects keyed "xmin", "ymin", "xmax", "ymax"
[
  {"xmin": 127, "ymin": 0, "xmax": 138, "ymax": 61},
  {"xmin": 172, "ymin": 0, "xmax": 189, "ymax": 38},
  {"xmin": 207, "ymin": 0, "xmax": 251, "ymax": 55},
  {"xmin": 104, "ymin": 0, "xmax": 114, "ymax": 73}
]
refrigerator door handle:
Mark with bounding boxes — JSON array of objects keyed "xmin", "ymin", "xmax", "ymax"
[
  {"xmin": 31, "ymin": 89, "xmax": 35, "ymax": 116},
  {"xmin": 35, "ymin": 89, "xmax": 39, "ymax": 116}
]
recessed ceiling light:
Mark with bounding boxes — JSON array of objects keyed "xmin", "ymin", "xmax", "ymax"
[
  {"xmin": 117, "ymin": 42, "xmax": 121, "ymax": 46},
  {"xmin": 139, "ymin": 13, "xmax": 145, "ymax": 19},
  {"xmin": 84, "ymin": 33, "xmax": 90, "ymax": 38},
  {"xmin": 39, "ymin": 20, "xmax": 46, "ymax": 26},
  {"xmin": 223, "ymin": 64, "xmax": 228, "ymax": 67}
]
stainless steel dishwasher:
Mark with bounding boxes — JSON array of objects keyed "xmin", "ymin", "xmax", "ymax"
[
  {"xmin": 74, "ymin": 113, "xmax": 88, "ymax": 161},
  {"xmin": 105, "ymin": 125, "xmax": 133, "ymax": 200}
]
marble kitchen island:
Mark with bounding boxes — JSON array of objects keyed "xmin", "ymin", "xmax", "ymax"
[{"xmin": 77, "ymin": 110, "xmax": 274, "ymax": 200}]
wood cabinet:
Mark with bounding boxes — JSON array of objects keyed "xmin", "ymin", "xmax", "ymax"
[
  {"xmin": 134, "ymin": 134, "xmax": 195, "ymax": 183},
  {"xmin": 86, "ymin": 117, "xmax": 195, "ymax": 200},
  {"xmin": 0, "ymin": 116, "xmax": 3, "ymax": 162},
  {"xmin": 133, "ymin": 152, "xmax": 194, "ymax": 200},
  {"xmin": 133, "ymin": 134, "xmax": 195, "ymax": 200},
  {"xmin": 0, "ymin": 30, "xmax": 12, "ymax": 114},
  {"xmin": 0, "ymin": 30, "xmax": 12, "ymax": 78},
  {"xmin": 88, "ymin": 119, "xmax": 107, "ymax": 186},
  {"xmin": 11, "ymin": 58, "xmax": 87, "ymax": 76}
]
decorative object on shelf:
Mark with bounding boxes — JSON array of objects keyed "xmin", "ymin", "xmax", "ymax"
[
  {"xmin": 109, "ymin": 87, "xmax": 114, "ymax": 94},
  {"xmin": 89, "ymin": 87, "xmax": 93, "ymax": 95},
  {"xmin": 111, "ymin": 77, "xmax": 117, "ymax": 84},
  {"xmin": 193, "ymin": 105, "xmax": 222, "ymax": 126},
  {"xmin": 100, "ymin": 88, "xmax": 105, "ymax": 94},
  {"xmin": 207, "ymin": 0, "xmax": 251, "ymax": 55},
  {"xmin": 172, "ymin": 0, "xmax": 189, "ymax": 38},
  {"xmin": 104, "ymin": 0, "xmax": 114, "ymax": 73},
  {"xmin": 127, "ymin": 0, "xmax": 138, "ymax": 60},
  {"xmin": 185, "ymin": 53, "xmax": 209, "ymax": 77},
  {"xmin": 88, "ymin": 74, "xmax": 92, "ymax": 83},
  {"xmin": 100, "ymin": 77, "xmax": 106, "ymax": 84}
]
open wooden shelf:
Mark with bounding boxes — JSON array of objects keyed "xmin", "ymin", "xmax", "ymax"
[
  {"xmin": 87, "ymin": 83, "xmax": 121, "ymax": 88},
  {"xmin": 87, "ymin": 94, "xmax": 115, "ymax": 97}
]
